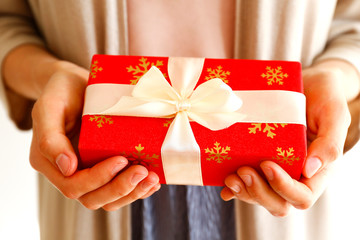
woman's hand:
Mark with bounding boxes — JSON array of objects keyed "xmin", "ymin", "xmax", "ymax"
[
  {"xmin": 29, "ymin": 61, "xmax": 161, "ymax": 211},
  {"xmin": 221, "ymin": 60, "xmax": 358, "ymax": 217}
]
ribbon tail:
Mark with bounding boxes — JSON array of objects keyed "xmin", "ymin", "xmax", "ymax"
[{"xmin": 161, "ymin": 111, "xmax": 203, "ymax": 185}]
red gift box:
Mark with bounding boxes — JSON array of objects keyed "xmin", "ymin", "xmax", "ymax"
[{"xmin": 78, "ymin": 55, "xmax": 307, "ymax": 186}]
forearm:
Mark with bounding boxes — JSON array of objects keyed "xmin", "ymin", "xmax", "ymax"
[{"xmin": 2, "ymin": 44, "xmax": 87, "ymax": 100}]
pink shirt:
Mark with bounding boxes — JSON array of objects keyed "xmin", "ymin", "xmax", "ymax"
[{"xmin": 127, "ymin": 0, "xmax": 236, "ymax": 58}]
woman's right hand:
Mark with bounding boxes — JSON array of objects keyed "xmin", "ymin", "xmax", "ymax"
[{"xmin": 29, "ymin": 61, "xmax": 161, "ymax": 211}]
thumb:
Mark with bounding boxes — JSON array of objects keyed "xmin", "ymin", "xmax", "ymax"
[
  {"xmin": 303, "ymin": 103, "xmax": 350, "ymax": 178},
  {"xmin": 38, "ymin": 131, "xmax": 78, "ymax": 176},
  {"xmin": 303, "ymin": 136, "xmax": 342, "ymax": 179},
  {"xmin": 32, "ymin": 99, "xmax": 78, "ymax": 177}
]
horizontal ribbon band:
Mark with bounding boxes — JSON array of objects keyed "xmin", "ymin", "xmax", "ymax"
[
  {"xmin": 83, "ymin": 57, "xmax": 306, "ymax": 185},
  {"xmin": 84, "ymin": 85, "xmax": 306, "ymax": 125}
]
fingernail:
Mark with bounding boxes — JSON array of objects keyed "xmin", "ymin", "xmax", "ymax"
[
  {"xmin": 131, "ymin": 173, "xmax": 147, "ymax": 186},
  {"xmin": 56, "ymin": 153, "xmax": 70, "ymax": 175},
  {"xmin": 229, "ymin": 184, "xmax": 241, "ymax": 194},
  {"xmin": 111, "ymin": 159, "xmax": 127, "ymax": 176},
  {"xmin": 262, "ymin": 167, "xmax": 274, "ymax": 181},
  {"xmin": 240, "ymin": 175, "xmax": 252, "ymax": 187},
  {"xmin": 305, "ymin": 157, "xmax": 322, "ymax": 178}
]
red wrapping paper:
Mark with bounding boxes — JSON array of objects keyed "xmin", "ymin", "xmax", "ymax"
[{"xmin": 78, "ymin": 55, "xmax": 307, "ymax": 186}]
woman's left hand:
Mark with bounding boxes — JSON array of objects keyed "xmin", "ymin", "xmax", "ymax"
[{"xmin": 221, "ymin": 60, "xmax": 356, "ymax": 217}]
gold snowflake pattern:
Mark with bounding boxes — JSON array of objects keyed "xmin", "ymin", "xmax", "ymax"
[
  {"xmin": 89, "ymin": 115, "xmax": 113, "ymax": 128},
  {"xmin": 126, "ymin": 57, "xmax": 166, "ymax": 85},
  {"xmin": 248, "ymin": 123, "xmax": 287, "ymax": 139},
  {"xmin": 205, "ymin": 66, "xmax": 230, "ymax": 83},
  {"xmin": 163, "ymin": 119, "xmax": 173, "ymax": 127},
  {"xmin": 123, "ymin": 144, "xmax": 159, "ymax": 168},
  {"xmin": 204, "ymin": 142, "xmax": 231, "ymax": 163},
  {"xmin": 261, "ymin": 66, "xmax": 288, "ymax": 85},
  {"xmin": 272, "ymin": 147, "xmax": 300, "ymax": 166},
  {"xmin": 90, "ymin": 60, "xmax": 103, "ymax": 79}
]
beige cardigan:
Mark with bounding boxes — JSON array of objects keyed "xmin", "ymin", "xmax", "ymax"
[{"xmin": 1, "ymin": 0, "xmax": 360, "ymax": 239}]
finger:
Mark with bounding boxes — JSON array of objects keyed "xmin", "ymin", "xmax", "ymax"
[
  {"xmin": 31, "ymin": 143, "xmax": 130, "ymax": 200},
  {"xmin": 222, "ymin": 173, "xmax": 255, "ymax": 204},
  {"xmin": 236, "ymin": 166, "xmax": 291, "ymax": 217},
  {"xmin": 260, "ymin": 161, "xmax": 333, "ymax": 210},
  {"xmin": 220, "ymin": 187, "xmax": 235, "ymax": 201},
  {"xmin": 101, "ymin": 171, "xmax": 160, "ymax": 211},
  {"xmin": 303, "ymin": 100, "xmax": 350, "ymax": 178},
  {"xmin": 61, "ymin": 156, "xmax": 133, "ymax": 198},
  {"xmin": 141, "ymin": 183, "xmax": 161, "ymax": 199},
  {"xmin": 32, "ymin": 98, "xmax": 78, "ymax": 176},
  {"xmin": 78, "ymin": 166, "xmax": 152, "ymax": 209}
]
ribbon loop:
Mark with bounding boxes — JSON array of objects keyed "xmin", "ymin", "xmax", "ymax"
[{"xmin": 101, "ymin": 58, "xmax": 245, "ymax": 131}]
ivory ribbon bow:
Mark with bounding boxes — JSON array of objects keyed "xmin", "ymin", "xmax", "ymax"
[{"xmin": 100, "ymin": 57, "xmax": 245, "ymax": 185}]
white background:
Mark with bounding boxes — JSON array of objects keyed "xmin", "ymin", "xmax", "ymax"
[
  {"xmin": 0, "ymin": 104, "xmax": 39, "ymax": 239},
  {"xmin": 0, "ymin": 102, "xmax": 359, "ymax": 240}
]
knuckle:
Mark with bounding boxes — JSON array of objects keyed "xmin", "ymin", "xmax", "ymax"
[
  {"xmin": 38, "ymin": 135, "xmax": 53, "ymax": 155},
  {"xmin": 326, "ymin": 140, "xmax": 342, "ymax": 162},
  {"xmin": 32, "ymin": 98, "xmax": 51, "ymax": 122},
  {"xmin": 62, "ymin": 189, "xmax": 78, "ymax": 200},
  {"xmin": 248, "ymin": 189, "xmax": 261, "ymax": 203},
  {"xmin": 110, "ymin": 182, "xmax": 129, "ymax": 199},
  {"xmin": 60, "ymin": 185, "xmax": 81, "ymax": 200},
  {"xmin": 274, "ymin": 179, "xmax": 294, "ymax": 196}
]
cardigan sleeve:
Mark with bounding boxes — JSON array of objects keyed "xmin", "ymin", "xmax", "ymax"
[
  {"xmin": 0, "ymin": 0, "xmax": 45, "ymax": 129},
  {"xmin": 313, "ymin": 0, "xmax": 360, "ymax": 152},
  {"xmin": 314, "ymin": 0, "xmax": 360, "ymax": 73}
]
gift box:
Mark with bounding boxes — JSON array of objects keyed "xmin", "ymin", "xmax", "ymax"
[{"xmin": 78, "ymin": 55, "xmax": 307, "ymax": 186}]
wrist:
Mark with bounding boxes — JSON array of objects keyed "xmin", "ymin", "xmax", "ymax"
[
  {"xmin": 33, "ymin": 59, "xmax": 88, "ymax": 98},
  {"xmin": 307, "ymin": 59, "xmax": 360, "ymax": 101},
  {"xmin": 3, "ymin": 44, "xmax": 88, "ymax": 100}
]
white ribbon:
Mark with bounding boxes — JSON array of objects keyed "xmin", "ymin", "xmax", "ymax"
[{"xmin": 83, "ymin": 57, "xmax": 306, "ymax": 185}]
